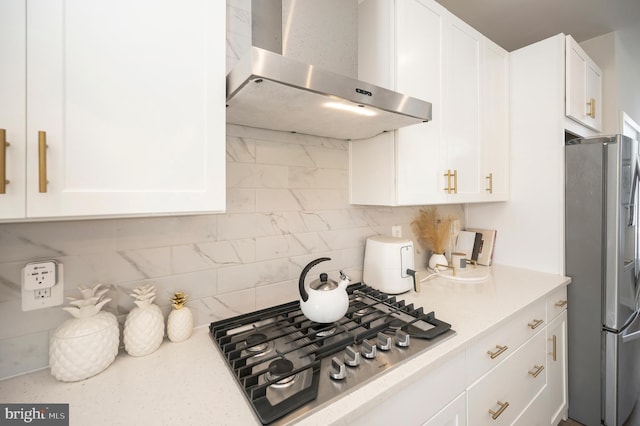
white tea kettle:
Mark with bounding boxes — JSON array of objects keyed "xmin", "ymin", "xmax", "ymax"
[{"xmin": 298, "ymin": 257, "xmax": 351, "ymax": 323}]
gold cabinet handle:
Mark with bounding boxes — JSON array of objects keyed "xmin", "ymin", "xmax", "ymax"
[
  {"xmin": 587, "ymin": 98, "xmax": 596, "ymax": 118},
  {"xmin": 555, "ymin": 300, "xmax": 568, "ymax": 308},
  {"xmin": 486, "ymin": 173, "xmax": 493, "ymax": 193},
  {"xmin": 552, "ymin": 334, "xmax": 557, "ymax": 362},
  {"xmin": 528, "ymin": 319, "xmax": 544, "ymax": 330},
  {"xmin": 0, "ymin": 128, "xmax": 9, "ymax": 194},
  {"xmin": 38, "ymin": 131, "xmax": 48, "ymax": 193},
  {"xmin": 528, "ymin": 364, "xmax": 544, "ymax": 378},
  {"xmin": 452, "ymin": 169, "xmax": 458, "ymax": 194},
  {"xmin": 444, "ymin": 169, "xmax": 452, "ymax": 194},
  {"xmin": 488, "ymin": 401, "xmax": 509, "ymax": 420},
  {"xmin": 487, "ymin": 344, "xmax": 508, "ymax": 359}
]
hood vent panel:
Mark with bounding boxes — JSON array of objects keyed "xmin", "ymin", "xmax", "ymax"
[{"xmin": 226, "ymin": 48, "xmax": 431, "ymax": 140}]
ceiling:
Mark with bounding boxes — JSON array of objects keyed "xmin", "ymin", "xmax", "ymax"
[{"xmin": 435, "ymin": 0, "xmax": 640, "ymax": 52}]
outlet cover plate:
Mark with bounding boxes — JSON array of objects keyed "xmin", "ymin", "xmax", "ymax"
[{"xmin": 22, "ymin": 261, "xmax": 64, "ymax": 311}]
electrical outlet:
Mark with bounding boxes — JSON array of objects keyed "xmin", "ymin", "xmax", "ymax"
[
  {"xmin": 392, "ymin": 225, "xmax": 402, "ymax": 238},
  {"xmin": 22, "ymin": 260, "xmax": 64, "ymax": 311}
]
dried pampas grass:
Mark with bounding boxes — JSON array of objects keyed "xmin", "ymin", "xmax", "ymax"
[{"xmin": 411, "ymin": 207, "xmax": 453, "ymax": 254}]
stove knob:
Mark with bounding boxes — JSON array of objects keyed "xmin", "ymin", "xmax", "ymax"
[
  {"xmin": 361, "ymin": 339, "xmax": 377, "ymax": 359},
  {"xmin": 345, "ymin": 345, "xmax": 361, "ymax": 367},
  {"xmin": 395, "ymin": 329, "xmax": 411, "ymax": 348},
  {"xmin": 330, "ymin": 356, "xmax": 347, "ymax": 380},
  {"xmin": 376, "ymin": 332, "xmax": 392, "ymax": 351}
]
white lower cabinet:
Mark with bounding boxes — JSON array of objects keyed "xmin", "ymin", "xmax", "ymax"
[
  {"xmin": 345, "ymin": 286, "xmax": 568, "ymax": 426},
  {"xmin": 467, "ymin": 331, "xmax": 547, "ymax": 425},
  {"xmin": 348, "ymin": 351, "xmax": 466, "ymax": 425},
  {"xmin": 423, "ymin": 392, "xmax": 466, "ymax": 426},
  {"xmin": 547, "ymin": 310, "xmax": 568, "ymax": 424}
]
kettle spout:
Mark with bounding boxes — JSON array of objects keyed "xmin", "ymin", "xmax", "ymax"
[{"xmin": 337, "ymin": 270, "xmax": 351, "ymax": 289}]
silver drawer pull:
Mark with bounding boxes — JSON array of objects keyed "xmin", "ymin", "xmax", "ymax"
[
  {"xmin": 489, "ymin": 400, "xmax": 509, "ymax": 420},
  {"xmin": 487, "ymin": 344, "xmax": 508, "ymax": 359},
  {"xmin": 528, "ymin": 364, "xmax": 544, "ymax": 378},
  {"xmin": 528, "ymin": 319, "xmax": 544, "ymax": 329}
]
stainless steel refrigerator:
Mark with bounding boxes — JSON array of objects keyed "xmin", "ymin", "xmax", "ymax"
[{"xmin": 566, "ymin": 134, "xmax": 640, "ymax": 425}]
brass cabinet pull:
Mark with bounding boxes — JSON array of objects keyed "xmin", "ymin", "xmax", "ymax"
[
  {"xmin": 587, "ymin": 98, "xmax": 596, "ymax": 118},
  {"xmin": 38, "ymin": 131, "xmax": 48, "ymax": 193},
  {"xmin": 486, "ymin": 173, "xmax": 493, "ymax": 193},
  {"xmin": 487, "ymin": 344, "xmax": 508, "ymax": 359},
  {"xmin": 452, "ymin": 169, "xmax": 458, "ymax": 194},
  {"xmin": 552, "ymin": 335, "xmax": 557, "ymax": 362},
  {"xmin": 0, "ymin": 128, "xmax": 9, "ymax": 194},
  {"xmin": 528, "ymin": 364, "xmax": 544, "ymax": 378},
  {"xmin": 555, "ymin": 300, "xmax": 568, "ymax": 308},
  {"xmin": 528, "ymin": 319, "xmax": 544, "ymax": 330},
  {"xmin": 488, "ymin": 401, "xmax": 509, "ymax": 420},
  {"xmin": 444, "ymin": 170, "xmax": 452, "ymax": 194}
]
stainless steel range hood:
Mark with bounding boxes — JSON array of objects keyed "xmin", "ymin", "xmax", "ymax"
[{"xmin": 226, "ymin": 0, "xmax": 432, "ymax": 141}]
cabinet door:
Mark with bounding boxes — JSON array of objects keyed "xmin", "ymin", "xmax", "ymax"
[
  {"xmin": 25, "ymin": 0, "xmax": 225, "ymax": 218},
  {"xmin": 0, "ymin": 0, "xmax": 26, "ymax": 219},
  {"xmin": 423, "ymin": 392, "xmax": 466, "ymax": 426},
  {"xmin": 444, "ymin": 14, "xmax": 482, "ymax": 202},
  {"xmin": 481, "ymin": 38, "xmax": 509, "ymax": 201},
  {"xmin": 585, "ymin": 60, "xmax": 602, "ymax": 130},
  {"xmin": 547, "ymin": 311, "xmax": 568, "ymax": 425},
  {"xmin": 565, "ymin": 35, "xmax": 602, "ymax": 131},
  {"xmin": 395, "ymin": 0, "xmax": 448, "ymax": 205}
]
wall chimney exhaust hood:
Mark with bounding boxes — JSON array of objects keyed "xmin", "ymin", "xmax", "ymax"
[{"xmin": 226, "ymin": 0, "xmax": 432, "ymax": 141}]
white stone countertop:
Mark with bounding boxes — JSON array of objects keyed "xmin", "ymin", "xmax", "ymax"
[{"xmin": 0, "ymin": 264, "xmax": 570, "ymax": 426}]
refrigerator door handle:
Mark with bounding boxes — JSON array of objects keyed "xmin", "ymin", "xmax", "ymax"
[{"xmin": 622, "ymin": 328, "xmax": 640, "ymax": 344}]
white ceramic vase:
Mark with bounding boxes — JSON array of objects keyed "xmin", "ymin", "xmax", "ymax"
[{"xmin": 428, "ymin": 252, "xmax": 448, "ymax": 271}]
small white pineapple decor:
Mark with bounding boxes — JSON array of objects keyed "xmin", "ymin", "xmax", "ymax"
[
  {"xmin": 49, "ymin": 284, "xmax": 119, "ymax": 382},
  {"xmin": 123, "ymin": 284, "xmax": 165, "ymax": 357},
  {"xmin": 167, "ymin": 292, "xmax": 194, "ymax": 343}
]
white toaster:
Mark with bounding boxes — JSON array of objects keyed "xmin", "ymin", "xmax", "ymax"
[{"xmin": 363, "ymin": 236, "xmax": 415, "ymax": 294}]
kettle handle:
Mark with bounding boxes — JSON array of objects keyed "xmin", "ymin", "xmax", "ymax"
[{"xmin": 299, "ymin": 257, "xmax": 331, "ymax": 302}]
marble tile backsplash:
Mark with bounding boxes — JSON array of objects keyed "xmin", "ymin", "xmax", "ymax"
[
  {"xmin": 0, "ymin": 0, "xmax": 463, "ymax": 380},
  {"xmin": 0, "ymin": 124, "xmax": 463, "ymax": 379}
]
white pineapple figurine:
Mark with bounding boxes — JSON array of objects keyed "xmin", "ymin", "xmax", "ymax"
[
  {"xmin": 49, "ymin": 284, "xmax": 119, "ymax": 382},
  {"xmin": 167, "ymin": 292, "xmax": 194, "ymax": 343},
  {"xmin": 123, "ymin": 284, "xmax": 164, "ymax": 356}
]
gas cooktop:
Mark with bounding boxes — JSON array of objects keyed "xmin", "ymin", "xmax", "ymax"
[{"xmin": 209, "ymin": 283, "xmax": 454, "ymax": 425}]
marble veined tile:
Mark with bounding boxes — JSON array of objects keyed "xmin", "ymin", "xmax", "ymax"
[
  {"xmin": 226, "ymin": 188, "xmax": 256, "ymax": 213},
  {"xmin": 227, "ymin": 163, "xmax": 289, "ymax": 188},
  {"xmin": 171, "ymin": 239, "xmax": 255, "ymax": 274},
  {"xmin": 255, "ymin": 279, "xmax": 299, "ymax": 310},
  {"xmin": 290, "ymin": 189, "xmax": 349, "ymax": 211},
  {"xmin": 217, "ymin": 259, "xmax": 289, "ymax": 293},
  {"xmin": 288, "ymin": 167, "xmax": 348, "ymax": 189},
  {"xmin": 255, "ymin": 233, "xmax": 328, "ymax": 262},
  {"xmin": 255, "ymin": 141, "xmax": 316, "ymax": 167},
  {"xmin": 217, "ymin": 213, "xmax": 284, "ymax": 240},
  {"xmin": 194, "ymin": 289, "xmax": 256, "ymax": 325},
  {"xmin": 0, "ymin": 219, "xmax": 116, "ymax": 263},
  {"xmin": 115, "ymin": 215, "xmax": 217, "ymax": 250},
  {"xmin": 256, "ymin": 189, "xmax": 303, "ymax": 212},
  {"xmin": 226, "ymin": 135, "xmax": 256, "ymax": 163}
]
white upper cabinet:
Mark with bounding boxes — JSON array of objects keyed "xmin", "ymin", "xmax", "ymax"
[
  {"xmin": 1, "ymin": 0, "xmax": 226, "ymax": 221},
  {"xmin": 350, "ymin": 0, "xmax": 509, "ymax": 206},
  {"xmin": 0, "ymin": 0, "xmax": 26, "ymax": 219},
  {"xmin": 565, "ymin": 35, "xmax": 602, "ymax": 131},
  {"xmin": 482, "ymin": 38, "xmax": 510, "ymax": 201}
]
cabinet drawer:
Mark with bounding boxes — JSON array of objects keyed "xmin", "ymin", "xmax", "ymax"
[
  {"xmin": 513, "ymin": 383, "xmax": 548, "ymax": 426},
  {"xmin": 546, "ymin": 286, "xmax": 568, "ymax": 321},
  {"xmin": 466, "ymin": 299, "xmax": 546, "ymax": 385},
  {"xmin": 467, "ymin": 331, "xmax": 547, "ymax": 425}
]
